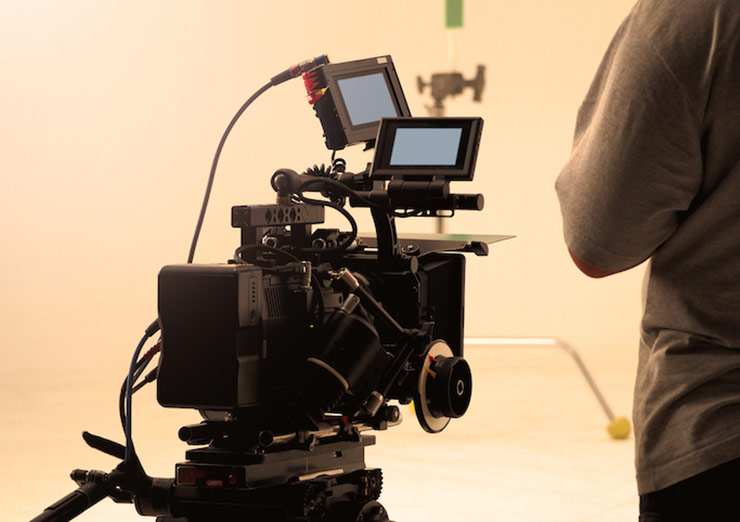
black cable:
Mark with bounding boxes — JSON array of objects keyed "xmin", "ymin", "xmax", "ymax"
[
  {"xmin": 124, "ymin": 333, "xmax": 150, "ymax": 464},
  {"xmin": 298, "ymin": 176, "xmax": 378, "ymax": 209},
  {"xmin": 233, "ymin": 243, "xmax": 301, "ymax": 265},
  {"xmin": 187, "ymin": 81, "xmax": 273, "ymax": 264},
  {"xmin": 119, "ymin": 357, "xmax": 147, "ymax": 433},
  {"xmin": 293, "ymin": 174, "xmax": 421, "ymax": 219},
  {"xmin": 132, "ymin": 368, "xmax": 158, "ymax": 394},
  {"xmin": 119, "ymin": 344, "xmax": 159, "ymax": 433},
  {"xmin": 331, "ymin": 157, "xmax": 346, "ymax": 176},
  {"xmin": 120, "ymin": 329, "xmax": 160, "ymax": 464},
  {"xmin": 294, "ymin": 193, "xmax": 359, "ymax": 253},
  {"xmin": 310, "ymin": 274, "xmax": 325, "ymax": 325},
  {"xmin": 284, "ymin": 176, "xmax": 363, "ymax": 253},
  {"xmin": 186, "ymin": 55, "xmax": 329, "ymax": 264}
]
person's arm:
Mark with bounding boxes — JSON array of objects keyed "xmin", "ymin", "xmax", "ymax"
[{"xmin": 555, "ymin": 13, "xmax": 702, "ymax": 276}]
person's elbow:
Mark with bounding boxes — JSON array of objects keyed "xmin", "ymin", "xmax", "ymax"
[{"xmin": 568, "ymin": 249, "xmax": 619, "ymax": 278}]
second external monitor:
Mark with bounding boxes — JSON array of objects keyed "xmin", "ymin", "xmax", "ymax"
[{"xmin": 371, "ymin": 117, "xmax": 483, "ymax": 181}]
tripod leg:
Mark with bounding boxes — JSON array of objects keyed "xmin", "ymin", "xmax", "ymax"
[{"xmin": 30, "ymin": 482, "xmax": 110, "ymax": 522}]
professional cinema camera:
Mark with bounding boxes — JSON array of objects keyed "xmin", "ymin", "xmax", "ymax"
[{"xmin": 32, "ymin": 55, "xmax": 500, "ymax": 522}]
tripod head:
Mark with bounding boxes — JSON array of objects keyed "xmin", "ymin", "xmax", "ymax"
[{"xmin": 417, "ymin": 65, "xmax": 486, "ymax": 113}]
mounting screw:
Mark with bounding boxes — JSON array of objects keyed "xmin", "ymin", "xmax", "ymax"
[{"xmin": 401, "ymin": 243, "xmax": 419, "ymax": 255}]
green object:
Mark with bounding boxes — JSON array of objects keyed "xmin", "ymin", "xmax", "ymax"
[{"xmin": 446, "ymin": 0, "xmax": 463, "ymax": 28}]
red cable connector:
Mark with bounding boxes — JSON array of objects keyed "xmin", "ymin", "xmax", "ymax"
[{"xmin": 302, "ymin": 71, "xmax": 326, "ymax": 105}]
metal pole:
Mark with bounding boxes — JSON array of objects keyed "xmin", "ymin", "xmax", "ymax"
[{"xmin": 464, "ymin": 336, "xmax": 631, "ymax": 439}]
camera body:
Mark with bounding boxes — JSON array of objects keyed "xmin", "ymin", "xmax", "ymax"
[
  {"xmin": 155, "ymin": 56, "xmax": 487, "ymax": 440},
  {"xmin": 156, "ymin": 231, "xmax": 467, "ymax": 427}
]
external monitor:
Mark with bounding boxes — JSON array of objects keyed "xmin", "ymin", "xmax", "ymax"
[
  {"xmin": 370, "ymin": 117, "xmax": 483, "ymax": 181},
  {"xmin": 308, "ymin": 56, "xmax": 411, "ymax": 150}
]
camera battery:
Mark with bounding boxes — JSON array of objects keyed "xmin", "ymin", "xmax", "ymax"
[{"xmin": 157, "ymin": 264, "xmax": 263, "ymax": 411}]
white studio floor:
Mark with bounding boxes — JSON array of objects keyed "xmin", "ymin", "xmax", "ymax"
[{"xmin": 2, "ymin": 340, "xmax": 638, "ymax": 522}]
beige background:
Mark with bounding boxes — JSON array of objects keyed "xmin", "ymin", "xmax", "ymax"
[{"xmin": 2, "ymin": 1, "xmax": 643, "ymax": 520}]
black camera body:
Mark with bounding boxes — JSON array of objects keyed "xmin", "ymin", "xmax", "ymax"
[
  {"xmin": 156, "ymin": 57, "xmax": 488, "ymax": 441},
  {"xmin": 156, "ymin": 224, "xmax": 469, "ymax": 428}
]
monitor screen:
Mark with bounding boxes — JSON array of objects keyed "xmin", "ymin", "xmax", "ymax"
[
  {"xmin": 336, "ymin": 72, "xmax": 399, "ymax": 126},
  {"xmin": 389, "ymin": 127, "xmax": 463, "ymax": 166}
]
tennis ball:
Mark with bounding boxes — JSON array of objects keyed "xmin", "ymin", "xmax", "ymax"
[{"xmin": 607, "ymin": 416, "xmax": 631, "ymax": 439}]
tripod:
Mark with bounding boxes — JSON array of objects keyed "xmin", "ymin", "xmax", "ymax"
[{"xmin": 31, "ymin": 428, "xmax": 393, "ymax": 522}]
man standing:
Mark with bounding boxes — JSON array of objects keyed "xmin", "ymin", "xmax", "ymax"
[{"xmin": 555, "ymin": 1, "xmax": 740, "ymax": 520}]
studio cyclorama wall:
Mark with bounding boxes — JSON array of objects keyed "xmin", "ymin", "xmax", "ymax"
[{"xmin": 2, "ymin": 1, "xmax": 641, "ymax": 520}]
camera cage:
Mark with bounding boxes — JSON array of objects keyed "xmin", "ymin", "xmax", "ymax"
[
  {"xmin": 157, "ymin": 56, "xmax": 496, "ymax": 448},
  {"xmin": 203, "ymin": 113, "xmax": 493, "ymax": 427}
]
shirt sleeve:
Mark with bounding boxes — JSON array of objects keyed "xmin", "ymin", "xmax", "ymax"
[{"xmin": 555, "ymin": 12, "xmax": 704, "ymax": 273}]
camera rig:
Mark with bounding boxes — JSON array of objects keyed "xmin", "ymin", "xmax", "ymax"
[{"xmin": 32, "ymin": 55, "xmax": 507, "ymax": 522}]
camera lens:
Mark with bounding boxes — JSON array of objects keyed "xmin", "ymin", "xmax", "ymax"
[{"xmin": 299, "ymin": 308, "xmax": 390, "ymax": 419}]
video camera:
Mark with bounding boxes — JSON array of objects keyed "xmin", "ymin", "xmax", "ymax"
[{"xmin": 32, "ymin": 55, "xmax": 498, "ymax": 522}]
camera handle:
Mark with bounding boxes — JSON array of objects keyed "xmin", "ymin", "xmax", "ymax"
[{"xmin": 370, "ymin": 204, "xmax": 402, "ymax": 269}]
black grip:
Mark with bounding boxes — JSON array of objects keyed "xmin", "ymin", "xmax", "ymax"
[
  {"xmin": 453, "ymin": 193, "xmax": 484, "ymax": 211},
  {"xmin": 30, "ymin": 482, "xmax": 109, "ymax": 522}
]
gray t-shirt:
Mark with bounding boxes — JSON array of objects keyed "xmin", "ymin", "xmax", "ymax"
[{"xmin": 555, "ymin": 0, "xmax": 740, "ymax": 494}]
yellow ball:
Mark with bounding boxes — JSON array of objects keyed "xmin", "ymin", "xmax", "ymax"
[{"xmin": 607, "ymin": 416, "xmax": 632, "ymax": 439}]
